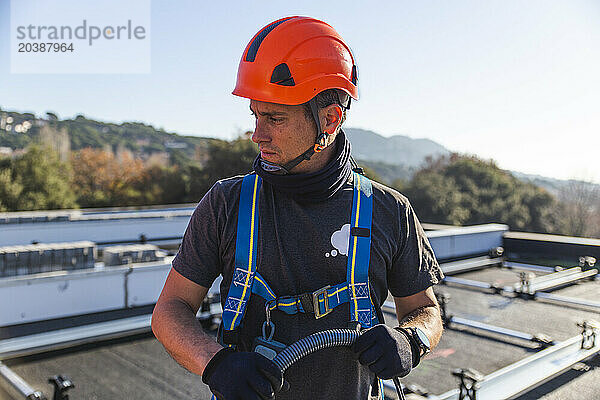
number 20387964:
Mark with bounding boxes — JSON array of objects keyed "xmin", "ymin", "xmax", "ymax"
[{"xmin": 18, "ymin": 42, "xmax": 74, "ymax": 52}]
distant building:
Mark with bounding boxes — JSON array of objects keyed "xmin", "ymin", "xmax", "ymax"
[
  {"xmin": 0, "ymin": 116, "xmax": 31, "ymax": 133},
  {"xmin": 0, "ymin": 147, "xmax": 12, "ymax": 157},
  {"xmin": 164, "ymin": 141, "xmax": 187, "ymax": 149}
]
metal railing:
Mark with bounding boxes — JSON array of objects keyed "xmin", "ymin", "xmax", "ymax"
[
  {"xmin": 0, "ymin": 361, "xmax": 46, "ymax": 400},
  {"xmin": 515, "ymin": 267, "xmax": 598, "ymax": 295},
  {"xmin": 382, "ymin": 298, "xmax": 598, "ymax": 399},
  {"xmin": 383, "ymin": 298, "xmax": 554, "ymax": 348},
  {"xmin": 440, "ymin": 256, "xmax": 503, "ymax": 275},
  {"xmin": 436, "ymin": 322, "xmax": 600, "ymax": 400},
  {"xmin": 441, "ymin": 264, "xmax": 600, "ymax": 311},
  {"xmin": 0, "ymin": 303, "xmax": 221, "ymax": 360}
]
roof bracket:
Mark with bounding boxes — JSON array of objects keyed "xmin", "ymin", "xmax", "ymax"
[
  {"xmin": 48, "ymin": 375, "xmax": 74, "ymax": 400},
  {"xmin": 579, "ymin": 321, "xmax": 599, "ymax": 350},
  {"xmin": 453, "ymin": 368, "xmax": 483, "ymax": 400},
  {"xmin": 435, "ymin": 291, "xmax": 453, "ymax": 326}
]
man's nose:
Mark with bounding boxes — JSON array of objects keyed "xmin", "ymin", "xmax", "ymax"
[{"xmin": 251, "ymin": 118, "xmax": 270, "ymax": 144}]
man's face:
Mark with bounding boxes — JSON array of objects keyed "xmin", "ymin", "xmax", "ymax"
[{"xmin": 250, "ymin": 100, "xmax": 316, "ymax": 167}]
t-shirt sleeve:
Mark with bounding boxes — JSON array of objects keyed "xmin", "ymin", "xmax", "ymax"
[
  {"xmin": 172, "ymin": 182, "xmax": 224, "ymax": 288},
  {"xmin": 387, "ymin": 200, "xmax": 444, "ymax": 297}
]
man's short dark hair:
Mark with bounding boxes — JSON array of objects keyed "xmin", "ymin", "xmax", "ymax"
[{"xmin": 302, "ymin": 89, "xmax": 349, "ymax": 134}]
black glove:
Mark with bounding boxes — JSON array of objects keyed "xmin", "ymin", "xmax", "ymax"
[
  {"xmin": 351, "ymin": 324, "xmax": 413, "ymax": 379},
  {"xmin": 202, "ymin": 347, "xmax": 284, "ymax": 400}
]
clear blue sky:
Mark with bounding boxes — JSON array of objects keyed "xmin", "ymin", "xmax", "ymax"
[{"xmin": 1, "ymin": 0, "xmax": 599, "ymax": 182}]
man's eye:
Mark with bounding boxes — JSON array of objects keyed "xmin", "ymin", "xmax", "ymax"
[{"xmin": 270, "ymin": 117, "xmax": 283, "ymax": 123}]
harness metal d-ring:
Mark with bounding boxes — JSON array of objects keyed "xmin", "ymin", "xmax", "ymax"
[
  {"xmin": 262, "ymin": 321, "xmax": 275, "ymax": 341},
  {"xmin": 262, "ymin": 299, "xmax": 276, "ymax": 341},
  {"xmin": 265, "ymin": 299, "xmax": 276, "ymax": 325}
]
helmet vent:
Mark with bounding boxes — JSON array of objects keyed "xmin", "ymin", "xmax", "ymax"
[
  {"xmin": 351, "ymin": 65, "xmax": 358, "ymax": 85},
  {"xmin": 270, "ymin": 63, "xmax": 295, "ymax": 86},
  {"xmin": 245, "ymin": 17, "xmax": 294, "ymax": 62}
]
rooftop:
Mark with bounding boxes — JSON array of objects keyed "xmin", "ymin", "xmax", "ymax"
[
  {"xmin": 0, "ymin": 207, "xmax": 598, "ymax": 400},
  {"xmin": 2, "ymin": 264, "xmax": 598, "ymax": 400}
]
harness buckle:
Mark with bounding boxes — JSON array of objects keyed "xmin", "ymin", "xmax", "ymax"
[{"xmin": 312, "ymin": 285, "xmax": 332, "ymax": 319}]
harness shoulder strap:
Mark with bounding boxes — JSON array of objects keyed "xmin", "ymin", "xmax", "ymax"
[
  {"xmin": 346, "ymin": 172, "xmax": 375, "ymax": 328},
  {"xmin": 220, "ymin": 173, "xmax": 262, "ymax": 345}
]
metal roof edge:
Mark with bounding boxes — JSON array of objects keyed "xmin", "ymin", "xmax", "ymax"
[{"xmin": 426, "ymin": 223, "xmax": 509, "ymax": 238}]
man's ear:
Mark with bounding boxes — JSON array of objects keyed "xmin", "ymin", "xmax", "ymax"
[{"xmin": 321, "ymin": 104, "xmax": 343, "ymax": 135}]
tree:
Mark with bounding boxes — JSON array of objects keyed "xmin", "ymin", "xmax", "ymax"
[
  {"xmin": 356, "ymin": 164, "xmax": 382, "ymax": 183},
  {"xmin": 406, "ymin": 170, "xmax": 470, "ymax": 225},
  {"xmin": 402, "ymin": 154, "xmax": 560, "ymax": 233},
  {"xmin": 183, "ymin": 164, "xmax": 207, "ymax": 203},
  {"xmin": 70, "ymin": 148, "xmax": 147, "ymax": 207},
  {"xmin": 0, "ymin": 168, "xmax": 23, "ymax": 211},
  {"xmin": 0, "ymin": 146, "xmax": 77, "ymax": 211},
  {"xmin": 521, "ymin": 184, "xmax": 559, "ymax": 234},
  {"xmin": 46, "ymin": 112, "xmax": 58, "ymax": 121},
  {"xmin": 558, "ymin": 180, "xmax": 600, "ymax": 238},
  {"xmin": 191, "ymin": 136, "xmax": 258, "ymax": 197},
  {"xmin": 135, "ymin": 164, "xmax": 188, "ymax": 205}
]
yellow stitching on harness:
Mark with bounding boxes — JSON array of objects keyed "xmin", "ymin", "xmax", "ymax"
[
  {"xmin": 230, "ymin": 174, "xmax": 259, "ymax": 329},
  {"xmin": 278, "ymin": 300, "xmax": 300, "ymax": 307},
  {"xmin": 254, "ymin": 275, "xmax": 276, "ymax": 299},
  {"xmin": 329, "ymin": 286, "xmax": 347, "ymax": 298},
  {"xmin": 270, "ymin": 299, "xmax": 299, "ymax": 311}
]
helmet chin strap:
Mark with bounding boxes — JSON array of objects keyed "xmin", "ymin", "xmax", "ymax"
[
  {"xmin": 259, "ymin": 98, "xmax": 327, "ymax": 175},
  {"xmin": 259, "ymin": 146, "xmax": 316, "ymax": 175}
]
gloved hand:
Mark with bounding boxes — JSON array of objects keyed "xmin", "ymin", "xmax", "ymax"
[
  {"xmin": 202, "ymin": 347, "xmax": 284, "ymax": 400},
  {"xmin": 351, "ymin": 324, "xmax": 413, "ymax": 379}
]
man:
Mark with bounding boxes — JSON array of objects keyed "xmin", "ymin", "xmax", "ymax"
[{"xmin": 152, "ymin": 16, "xmax": 444, "ymax": 400}]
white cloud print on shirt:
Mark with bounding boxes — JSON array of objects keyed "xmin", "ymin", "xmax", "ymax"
[{"xmin": 325, "ymin": 223, "xmax": 350, "ymax": 258}]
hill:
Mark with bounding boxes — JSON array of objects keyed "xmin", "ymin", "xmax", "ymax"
[
  {"xmin": 0, "ymin": 110, "xmax": 450, "ymax": 183},
  {"xmin": 344, "ymin": 128, "xmax": 450, "ymax": 184},
  {"xmin": 510, "ymin": 170, "xmax": 600, "ymax": 196},
  {"xmin": 0, "ymin": 110, "xmax": 219, "ymax": 162},
  {"xmin": 3, "ymin": 108, "xmax": 595, "ymax": 194},
  {"xmin": 344, "ymin": 128, "xmax": 450, "ymax": 168},
  {"xmin": 356, "ymin": 159, "xmax": 414, "ymax": 185}
]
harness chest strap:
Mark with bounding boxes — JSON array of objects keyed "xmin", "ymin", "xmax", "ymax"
[
  {"xmin": 220, "ymin": 172, "xmax": 377, "ymax": 346},
  {"xmin": 251, "ymin": 272, "xmax": 379, "ymax": 321}
]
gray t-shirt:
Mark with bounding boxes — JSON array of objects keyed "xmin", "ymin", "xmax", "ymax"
[{"xmin": 173, "ymin": 174, "xmax": 442, "ymax": 400}]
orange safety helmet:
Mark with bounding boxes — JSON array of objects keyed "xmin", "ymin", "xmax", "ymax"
[{"xmin": 232, "ymin": 16, "xmax": 359, "ymax": 105}]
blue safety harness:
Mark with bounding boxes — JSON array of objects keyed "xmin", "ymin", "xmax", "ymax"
[{"xmin": 216, "ymin": 171, "xmax": 385, "ymax": 398}]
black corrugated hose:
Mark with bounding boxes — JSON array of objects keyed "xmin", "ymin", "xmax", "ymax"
[{"xmin": 272, "ymin": 329, "xmax": 406, "ymax": 400}]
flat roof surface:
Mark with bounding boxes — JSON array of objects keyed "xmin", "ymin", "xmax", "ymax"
[
  {"xmin": 407, "ymin": 267, "xmax": 600, "ymax": 399},
  {"xmin": 4, "ymin": 266, "xmax": 600, "ymax": 400}
]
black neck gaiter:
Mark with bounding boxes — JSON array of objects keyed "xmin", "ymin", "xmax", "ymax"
[{"xmin": 253, "ymin": 130, "xmax": 353, "ymax": 203}]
